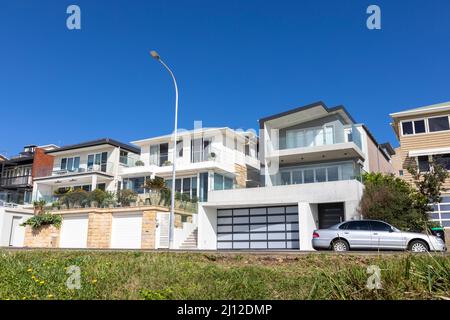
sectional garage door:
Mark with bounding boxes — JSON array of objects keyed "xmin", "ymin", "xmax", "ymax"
[
  {"xmin": 217, "ymin": 206, "xmax": 299, "ymax": 250},
  {"xmin": 110, "ymin": 213, "xmax": 143, "ymax": 249},
  {"xmin": 59, "ymin": 215, "xmax": 89, "ymax": 248}
]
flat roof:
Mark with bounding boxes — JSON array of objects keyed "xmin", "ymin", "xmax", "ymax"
[{"xmin": 46, "ymin": 138, "xmax": 140, "ymax": 155}]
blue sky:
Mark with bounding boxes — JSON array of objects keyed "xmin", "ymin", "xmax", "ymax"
[{"xmin": 1, "ymin": 0, "xmax": 450, "ymax": 156}]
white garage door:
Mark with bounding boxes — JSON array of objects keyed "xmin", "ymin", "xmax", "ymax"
[
  {"xmin": 111, "ymin": 213, "xmax": 142, "ymax": 249},
  {"xmin": 9, "ymin": 216, "xmax": 26, "ymax": 247},
  {"xmin": 59, "ymin": 215, "xmax": 89, "ymax": 248}
]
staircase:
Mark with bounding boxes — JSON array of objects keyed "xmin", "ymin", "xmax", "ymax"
[{"xmin": 178, "ymin": 228, "xmax": 198, "ymax": 250}]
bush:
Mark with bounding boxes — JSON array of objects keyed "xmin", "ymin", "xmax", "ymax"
[
  {"xmin": 102, "ymin": 191, "xmax": 116, "ymax": 207},
  {"xmin": 88, "ymin": 189, "xmax": 107, "ymax": 206},
  {"xmin": 359, "ymin": 173, "xmax": 428, "ymax": 231},
  {"xmin": 181, "ymin": 193, "xmax": 190, "ymax": 202},
  {"xmin": 60, "ymin": 189, "xmax": 89, "ymax": 208},
  {"xmin": 21, "ymin": 213, "xmax": 62, "ymax": 229},
  {"xmin": 135, "ymin": 160, "xmax": 145, "ymax": 166},
  {"xmin": 117, "ymin": 189, "xmax": 138, "ymax": 206}
]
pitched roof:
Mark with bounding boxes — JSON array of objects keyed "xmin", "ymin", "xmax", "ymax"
[{"xmin": 390, "ymin": 101, "xmax": 450, "ymax": 118}]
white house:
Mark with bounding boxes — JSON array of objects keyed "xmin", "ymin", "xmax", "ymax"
[
  {"xmin": 32, "ymin": 138, "xmax": 140, "ymax": 202},
  {"xmin": 198, "ymin": 102, "xmax": 395, "ymax": 251},
  {"xmin": 120, "ymin": 127, "xmax": 260, "ymax": 202}
]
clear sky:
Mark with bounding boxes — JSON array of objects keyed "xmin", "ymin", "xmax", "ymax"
[{"xmin": 1, "ymin": 0, "xmax": 450, "ymax": 156}]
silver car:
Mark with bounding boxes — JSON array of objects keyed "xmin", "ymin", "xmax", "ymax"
[{"xmin": 312, "ymin": 220, "xmax": 447, "ymax": 252}]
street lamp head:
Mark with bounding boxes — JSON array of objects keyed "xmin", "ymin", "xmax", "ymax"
[{"xmin": 150, "ymin": 50, "xmax": 160, "ymax": 60}]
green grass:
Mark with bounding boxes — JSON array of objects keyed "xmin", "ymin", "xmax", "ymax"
[{"xmin": 0, "ymin": 250, "xmax": 448, "ymax": 300}]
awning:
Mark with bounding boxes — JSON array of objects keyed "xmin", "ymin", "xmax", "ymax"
[{"xmin": 409, "ymin": 147, "xmax": 450, "ymax": 157}]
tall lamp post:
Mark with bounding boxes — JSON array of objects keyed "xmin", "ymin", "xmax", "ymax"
[{"xmin": 150, "ymin": 50, "xmax": 178, "ymax": 249}]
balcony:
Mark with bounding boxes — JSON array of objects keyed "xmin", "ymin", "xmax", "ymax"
[
  {"xmin": 272, "ymin": 161, "xmax": 365, "ymax": 186},
  {"xmin": 0, "ymin": 175, "xmax": 32, "ymax": 187},
  {"xmin": 267, "ymin": 124, "xmax": 364, "ymax": 164},
  {"xmin": 50, "ymin": 162, "xmax": 115, "ymax": 178}
]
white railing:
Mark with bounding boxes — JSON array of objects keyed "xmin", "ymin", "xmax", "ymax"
[{"xmin": 51, "ymin": 162, "xmax": 115, "ymax": 176}]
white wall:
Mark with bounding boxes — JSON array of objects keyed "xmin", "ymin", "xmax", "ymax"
[
  {"xmin": 0, "ymin": 207, "xmax": 33, "ymax": 246},
  {"xmin": 197, "ymin": 205, "xmax": 218, "ymax": 250}
]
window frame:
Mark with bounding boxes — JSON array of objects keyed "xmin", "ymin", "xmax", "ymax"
[{"xmin": 400, "ymin": 115, "xmax": 450, "ymax": 136}]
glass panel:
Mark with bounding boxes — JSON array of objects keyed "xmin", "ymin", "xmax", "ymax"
[
  {"xmin": 414, "ymin": 120, "xmax": 426, "ymax": 133},
  {"xmin": 268, "ymin": 241, "xmax": 286, "ymax": 249},
  {"xmin": 191, "ymin": 138, "xmax": 202, "ymax": 163},
  {"xmin": 233, "ymin": 209, "xmax": 249, "ymax": 216},
  {"xmin": 267, "ymin": 207, "xmax": 284, "ymax": 214},
  {"xmin": 217, "ymin": 226, "xmax": 232, "ymax": 233},
  {"xmin": 67, "ymin": 158, "xmax": 74, "ymax": 171},
  {"xmin": 218, "ymin": 234, "xmax": 232, "ymax": 241},
  {"xmin": 250, "ymin": 216, "xmax": 266, "ymax": 223},
  {"xmin": 305, "ymin": 130, "xmax": 314, "ymax": 147},
  {"xmin": 233, "ymin": 242, "xmax": 250, "ymax": 249},
  {"xmin": 324, "ymin": 126, "xmax": 334, "ymax": 145},
  {"xmin": 285, "ymin": 206, "xmax": 298, "ymax": 214},
  {"xmin": 250, "ymin": 208, "xmax": 266, "ymax": 215},
  {"xmin": 251, "ymin": 242, "xmax": 268, "ymax": 249},
  {"xmin": 304, "ymin": 169, "xmax": 314, "ymax": 183},
  {"xmin": 199, "ymin": 172, "xmax": 208, "ymax": 202},
  {"xmin": 268, "ymin": 215, "xmax": 285, "ymax": 223},
  {"xmin": 440, "ymin": 205, "xmax": 450, "ymax": 211},
  {"xmin": 150, "ymin": 145, "xmax": 159, "ymax": 165},
  {"xmin": 61, "ymin": 158, "xmax": 67, "ymax": 170},
  {"xmin": 191, "ymin": 177, "xmax": 197, "ymax": 198},
  {"xmin": 87, "ymin": 155, "xmax": 94, "ymax": 168},
  {"xmin": 268, "ymin": 233, "xmax": 285, "ymax": 240},
  {"xmin": 217, "ymin": 217, "xmax": 232, "ymax": 224},
  {"xmin": 217, "ymin": 209, "xmax": 232, "ymax": 217},
  {"xmin": 233, "ymin": 216, "xmax": 249, "ymax": 224},
  {"xmin": 281, "ymin": 172, "xmax": 291, "ymax": 185},
  {"xmin": 292, "ymin": 171, "xmax": 302, "ymax": 184},
  {"xmin": 314, "ymin": 128, "xmax": 324, "ymax": 146},
  {"xmin": 217, "ymin": 242, "xmax": 232, "ymax": 249},
  {"xmin": 160, "ymin": 143, "xmax": 168, "ymax": 165},
  {"xmin": 250, "ymin": 233, "xmax": 267, "ymax": 240},
  {"xmin": 402, "ymin": 121, "xmax": 414, "ymax": 135},
  {"xmin": 428, "ymin": 116, "xmax": 450, "ymax": 132},
  {"xmin": 214, "ymin": 173, "xmax": 224, "ymax": 190},
  {"xmin": 316, "ymin": 168, "xmax": 326, "ymax": 182},
  {"xmin": 232, "ymin": 233, "xmax": 249, "ymax": 241},
  {"xmin": 286, "ymin": 215, "xmax": 298, "ymax": 222},
  {"xmin": 176, "ymin": 140, "xmax": 183, "ymax": 158},
  {"xmin": 233, "ymin": 225, "xmax": 249, "ymax": 232},
  {"xmin": 224, "ymin": 177, "xmax": 233, "ymax": 190},
  {"xmin": 268, "ymin": 224, "xmax": 285, "ymax": 231},
  {"xmin": 418, "ymin": 156, "xmax": 429, "ymax": 172},
  {"xmin": 327, "ymin": 166, "xmax": 339, "ymax": 181},
  {"xmin": 175, "ymin": 179, "xmax": 182, "ymax": 193},
  {"xmin": 250, "ymin": 224, "xmax": 267, "ymax": 232},
  {"xmin": 182, "ymin": 178, "xmax": 191, "ymax": 194}
]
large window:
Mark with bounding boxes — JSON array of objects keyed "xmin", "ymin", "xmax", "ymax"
[
  {"xmin": 435, "ymin": 154, "xmax": 450, "ymax": 170},
  {"xmin": 61, "ymin": 157, "xmax": 80, "ymax": 172},
  {"xmin": 428, "ymin": 116, "xmax": 450, "ymax": 132},
  {"xmin": 429, "ymin": 195, "xmax": 450, "ymax": 228},
  {"xmin": 401, "ymin": 116, "xmax": 450, "ymax": 136},
  {"xmin": 278, "ymin": 162, "xmax": 357, "ymax": 185},
  {"xmin": 165, "ymin": 176, "xmax": 198, "ymax": 199},
  {"xmin": 286, "ymin": 125, "xmax": 334, "ymax": 149},
  {"xmin": 87, "ymin": 152, "xmax": 107, "ymax": 172},
  {"xmin": 214, "ymin": 173, "xmax": 234, "ymax": 190},
  {"xmin": 149, "ymin": 143, "xmax": 169, "ymax": 166},
  {"xmin": 191, "ymin": 138, "xmax": 212, "ymax": 163}
]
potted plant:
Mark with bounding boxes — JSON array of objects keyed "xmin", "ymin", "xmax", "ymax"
[
  {"xmin": 163, "ymin": 160, "xmax": 172, "ymax": 166},
  {"xmin": 117, "ymin": 189, "xmax": 138, "ymax": 207},
  {"xmin": 208, "ymin": 152, "xmax": 217, "ymax": 160},
  {"xmin": 135, "ymin": 160, "xmax": 145, "ymax": 166}
]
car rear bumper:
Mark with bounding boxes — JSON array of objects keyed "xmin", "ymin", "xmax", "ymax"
[{"xmin": 312, "ymin": 238, "xmax": 331, "ymax": 250}]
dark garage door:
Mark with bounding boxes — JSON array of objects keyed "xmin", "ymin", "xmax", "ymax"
[
  {"xmin": 217, "ymin": 206, "xmax": 299, "ymax": 250},
  {"xmin": 318, "ymin": 203, "xmax": 344, "ymax": 229}
]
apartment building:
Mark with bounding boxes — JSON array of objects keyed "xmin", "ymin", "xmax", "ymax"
[
  {"xmin": 0, "ymin": 145, "xmax": 57, "ymax": 204},
  {"xmin": 120, "ymin": 127, "xmax": 260, "ymax": 202},
  {"xmin": 390, "ymin": 101, "xmax": 450, "ymax": 229},
  {"xmin": 198, "ymin": 101, "xmax": 394, "ymax": 251},
  {"xmin": 32, "ymin": 138, "xmax": 140, "ymax": 202}
]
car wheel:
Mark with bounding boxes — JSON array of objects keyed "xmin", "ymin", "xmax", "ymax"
[
  {"xmin": 408, "ymin": 240, "xmax": 429, "ymax": 253},
  {"xmin": 332, "ymin": 239, "xmax": 349, "ymax": 252}
]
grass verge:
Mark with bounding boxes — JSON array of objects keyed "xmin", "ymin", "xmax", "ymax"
[{"xmin": 0, "ymin": 250, "xmax": 448, "ymax": 300}]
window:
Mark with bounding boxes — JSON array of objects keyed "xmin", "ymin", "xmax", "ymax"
[
  {"xmin": 428, "ymin": 116, "xmax": 450, "ymax": 132},
  {"xmin": 399, "ymin": 170, "xmax": 404, "ymax": 176},
  {"xmin": 370, "ymin": 221, "xmax": 392, "ymax": 232},
  {"xmin": 434, "ymin": 154, "xmax": 450, "ymax": 170},
  {"xmin": 346, "ymin": 221, "xmax": 370, "ymax": 231},
  {"xmin": 414, "ymin": 120, "xmax": 426, "ymax": 133},
  {"xmin": 281, "ymin": 172, "xmax": 291, "ymax": 185},
  {"xmin": 88, "ymin": 152, "xmax": 107, "ymax": 172},
  {"xmin": 418, "ymin": 156, "xmax": 429, "ymax": 172},
  {"xmin": 327, "ymin": 167, "xmax": 339, "ymax": 181},
  {"xmin": 402, "ymin": 121, "xmax": 414, "ymax": 135},
  {"xmin": 61, "ymin": 157, "xmax": 80, "ymax": 171},
  {"xmin": 119, "ymin": 151, "xmax": 128, "ymax": 165},
  {"xmin": 176, "ymin": 140, "xmax": 183, "ymax": 158},
  {"xmin": 149, "ymin": 144, "xmax": 168, "ymax": 166},
  {"xmin": 339, "ymin": 222, "xmax": 349, "ymax": 230}
]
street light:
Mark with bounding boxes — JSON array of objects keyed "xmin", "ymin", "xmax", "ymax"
[{"xmin": 150, "ymin": 50, "xmax": 178, "ymax": 249}]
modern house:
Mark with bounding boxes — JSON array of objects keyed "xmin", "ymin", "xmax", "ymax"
[
  {"xmin": 390, "ymin": 101, "xmax": 450, "ymax": 230},
  {"xmin": 198, "ymin": 101, "xmax": 394, "ymax": 251},
  {"xmin": 31, "ymin": 138, "xmax": 140, "ymax": 203},
  {"xmin": 120, "ymin": 127, "xmax": 260, "ymax": 202},
  {"xmin": 0, "ymin": 145, "xmax": 58, "ymax": 204}
]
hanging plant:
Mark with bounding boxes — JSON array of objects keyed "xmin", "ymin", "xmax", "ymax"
[{"xmin": 21, "ymin": 213, "xmax": 62, "ymax": 230}]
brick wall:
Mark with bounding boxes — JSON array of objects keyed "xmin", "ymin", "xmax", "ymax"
[
  {"xmin": 32, "ymin": 148, "xmax": 54, "ymax": 178},
  {"xmin": 234, "ymin": 164, "xmax": 247, "ymax": 188},
  {"xmin": 24, "ymin": 225, "xmax": 60, "ymax": 248}
]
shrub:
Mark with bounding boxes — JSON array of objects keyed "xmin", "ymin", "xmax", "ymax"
[
  {"xmin": 135, "ymin": 160, "xmax": 145, "ymax": 166},
  {"xmin": 102, "ymin": 191, "xmax": 116, "ymax": 207},
  {"xmin": 117, "ymin": 189, "xmax": 138, "ymax": 206},
  {"xmin": 21, "ymin": 213, "xmax": 62, "ymax": 229},
  {"xmin": 144, "ymin": 176, "xmax": 166, "ymax": 192},
  {"xmin": 359, "ymin": 173, "xmax": 428, "ymax": 231},
  {"xmin": 61, "ymin": 189, "xmax": 89, "ymax": 208},
  {"xmin": 181, "ymin": 193, "xmax": 190, "ymax": 202},
  {"xmin": 88, "ymin": 189, "xmax": 107, "ymax": 206}
]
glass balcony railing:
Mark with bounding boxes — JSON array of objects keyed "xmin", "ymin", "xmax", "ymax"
[
  {"xmin": 51, "ymin": 162, "xmax": 115, "ymax": 176},
  {"xmin": 120, "ymin": 155, "xmax": 144, "ymax": 168},
  {"xmin": 0, "ymin": 175, "xmax": 32, "ymax": 187},
  {"xmin": 280, "ymin": 124, "xmax": 362, "ymax": 152}
]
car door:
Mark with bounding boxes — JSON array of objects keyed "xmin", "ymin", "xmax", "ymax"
[
  {"xmin": 369, "ymin": 221, "xmax": 406, "ymax": 250},
  {"xmin": 342, "ymin": 221, "xmax": 372, "ymax": 249}
]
